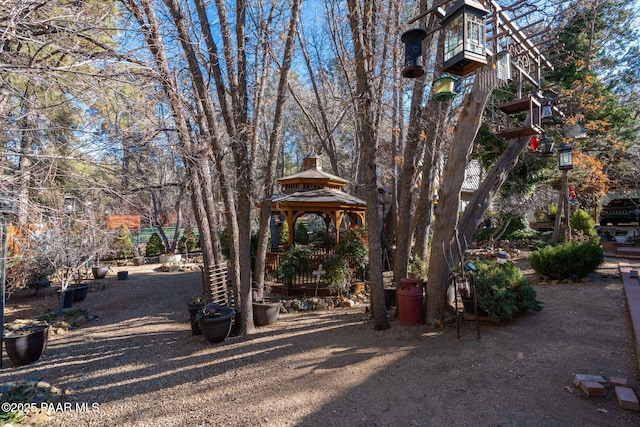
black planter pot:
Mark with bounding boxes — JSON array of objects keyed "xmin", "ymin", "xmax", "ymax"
[
  {"xmin": 188, "ymin": 304, "xmax": 205, "ymax": 336},
  {"xmin": 117, "ymin": 271, "xmax": 129, "ymax": 280},
  {"xmin": 4, "ymin": 325, "xmax": 50, "ymax": 366},
  {"xmin": 198, "ymin": 306, "xmax": 235, "ymax": 343},
  {"xmin": 57, "ymin": 289, "xmax": 75, "ymax": 308},
  {"xmin": 70, "ymin": 284, "xmax": 90, "ymax": 302},
  {"xmin": 252, "ymin": 299, "xmax": 281, "ymax": 326},
  {"xmin": 92, "ymin": 266, "xmax": 108, "ymax": 279}
]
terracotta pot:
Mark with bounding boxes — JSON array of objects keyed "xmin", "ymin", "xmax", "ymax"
[{"xmin": 92, "ymin": 266, "xmax": 108, "ymax": 279}]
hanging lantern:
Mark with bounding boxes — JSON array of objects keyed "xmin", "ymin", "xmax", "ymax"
[
  {"xmin": 432, "ymin": 74, "xmax": 458, "ymax": 101},
  {"xmin": 496, "ymin": 50, "xmax": 511, "ymax": 82},
  {"xmin": 401, "ymin": 28, "xmax": 427, "ymax": 78},
  {"xmin": 441, "ymin": 0, "xmax": 489, "ymax": 76},
  {"xmin": 541, "ymin": 103, "xmax": 553, "ymax": 124},
  {"xmin": 558, "ymin": 143, "xmax": 574, "ymax": 170},
  {"xmin": 538, "ymin": 137, "xmax": 555, "ymax": 157}
]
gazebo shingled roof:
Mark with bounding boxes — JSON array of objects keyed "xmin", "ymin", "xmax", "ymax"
[{"xmin": 269, "ymin": 153, "xmax": 366, "ymax": 247}]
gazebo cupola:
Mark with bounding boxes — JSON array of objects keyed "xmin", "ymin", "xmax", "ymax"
[
  {"xmin": 268, "ymin": 152, "xmax": 367, "ymax": 248},
  {"xmin": 279, "ymin": 155, "xmax": 348, "ymax": 194}
]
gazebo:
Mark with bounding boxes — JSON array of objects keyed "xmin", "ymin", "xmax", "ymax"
[{"xmin": 269, "ymin": 153, "xmax": 366, "ymax": 248}]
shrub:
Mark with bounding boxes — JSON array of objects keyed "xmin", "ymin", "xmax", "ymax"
[
  {"xmin": 324, "ymin": 255, "xmax": 349, "ymax": 295},
  {"xmin": 528, "ymin": 241, "xmax": 604, "ymax": 279},
  {"xmin": 335, "ymin": 227, "xmax": 368, "ymax": 278},
  {"xmin": 145, "ymin": 232, "xmax": 165, "ymax": 257},
  {"xmin": 570, "ymin": 209, "xmax": 597, "ymax": 239},
  {"xmin": 472, "ymin": 260, "xmax": 543, "ymax": 321},
  {"xmin": 112, "ymin": 224, "xmax": 135, "ymax": 258},
  {"xmin": 294, "ymin": 222, "xmax": 309, "ymax": 245},
  {"xmin": 503, "ymin": 216, "xmax": 529, "ymax": 239},
  {"xmin": 274, "ymin": 245, "xmax": 312, "ymax": 286},
  {"xmin": 279, "ymin": 220, "xmax": 289, "ymax": 245},
  {"xmin": 178, "ymin": 225, "xmax": 199, "ymax": 253}
]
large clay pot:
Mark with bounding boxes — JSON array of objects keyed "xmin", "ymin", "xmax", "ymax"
[
  {"xmin": 4, "ymin": 325, "xmax": 50, "ymax": 366},
  {"xmin": 198, "ymin": 306, "xmax": 235, "ymax": 343},
  {"xmin": 252, "ymin": 299, "xmax": 281, "ymax": 326},
  {"xmin": 92, "ymin": 266, "xmax": 108, "ymax": 279},
  {"xmin": 70, "ymin": 283, "xmax": 90, "ymax": 302}
]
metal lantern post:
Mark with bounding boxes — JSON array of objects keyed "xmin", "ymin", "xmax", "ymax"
[
  {"xmin": 557, "ymin": 144, "xmax": 574, "ymax": 242},
  {"xmin": 1, "ymin": 194, "xmax": 17, "ymax": 369},
  {"xmin": 62, "ymin": 196, "xmax": 76, "ymax": 314},
  {"xmin": 558, "ymin": 143, "xmax": 574, "ymax": 171}
]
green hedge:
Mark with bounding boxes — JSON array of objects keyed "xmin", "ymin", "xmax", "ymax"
[{"xmin": 528, "ymin": 241, "xmax": 604, "ymax": 279}]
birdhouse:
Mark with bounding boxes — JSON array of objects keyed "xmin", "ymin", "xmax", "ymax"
[
  {"xmin": 441, "ymin": 0, "xmax": 489, "ymax": 76},
  {"xmin": 401, "ymin": 28, "xmax": 427, "ymax": 78}
]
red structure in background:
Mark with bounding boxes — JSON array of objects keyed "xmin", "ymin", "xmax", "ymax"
[{"xmin": 107, "ymin": 215, "xmax": 141, "ymax": 231}]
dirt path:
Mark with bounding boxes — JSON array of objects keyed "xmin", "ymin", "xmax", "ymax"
[{"xmin": 2, "ymin": 258, "xmax": 640, "ymax": 426}]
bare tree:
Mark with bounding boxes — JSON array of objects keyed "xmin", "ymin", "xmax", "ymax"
[{"xmin": 346, "ymin": 0, "xmax": 391, "ymax": 330}]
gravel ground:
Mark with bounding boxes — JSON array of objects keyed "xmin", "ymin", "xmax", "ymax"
[{"xmin": 2, "ymin": 257, "xmax": 640, "ymax": 426}]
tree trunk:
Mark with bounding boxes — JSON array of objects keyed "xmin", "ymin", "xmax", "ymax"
[
  {"xmin": 347, "ymin": 0, "xmax": 388, "ymax": 330},
  {"xmin": 425, "ymin": 65, "xmax": 497, "ymax": 324},
  {"xmin": 253, "ymin": 0, "xmax": 302, "ymax": 300},
  {"xmin": 393, "ymin": 12, "xmax": 438, "ymax": 283},
  {"xmin": 457, "ymin": 136, "xmax": 532, "ymax": 245}
]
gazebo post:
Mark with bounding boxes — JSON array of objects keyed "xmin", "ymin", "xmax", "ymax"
[
  {"xmin": 334, "ymin": 211, "xmax": 344, "ymax": 245},
  {"xmin": 323, "ymin": 215, "xmax": 331, "ymax": 252}
]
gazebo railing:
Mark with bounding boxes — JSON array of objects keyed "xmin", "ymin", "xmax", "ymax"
[{"xmin": 265, "ymin": 248, "xmax": 334, "ymax": 285}]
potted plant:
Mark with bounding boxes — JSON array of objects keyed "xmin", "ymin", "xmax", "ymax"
[
  {"xmin": 195, "ymin": 303, "xmax": 235, "ymax": 343},
  {"xmin": 3, "ymin": 323, "xmax": 50, "ymax": 366},
  {"xmin": 614, "ymin": 230, "xmax": 628, "ymax": 243},
  {"xmin": 187, "ymin": 294, "xmax": 205, "ymax": 335},
  {"xmin": 91, "ymin": 264, "xmax": 108, "ymax": 279}
]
